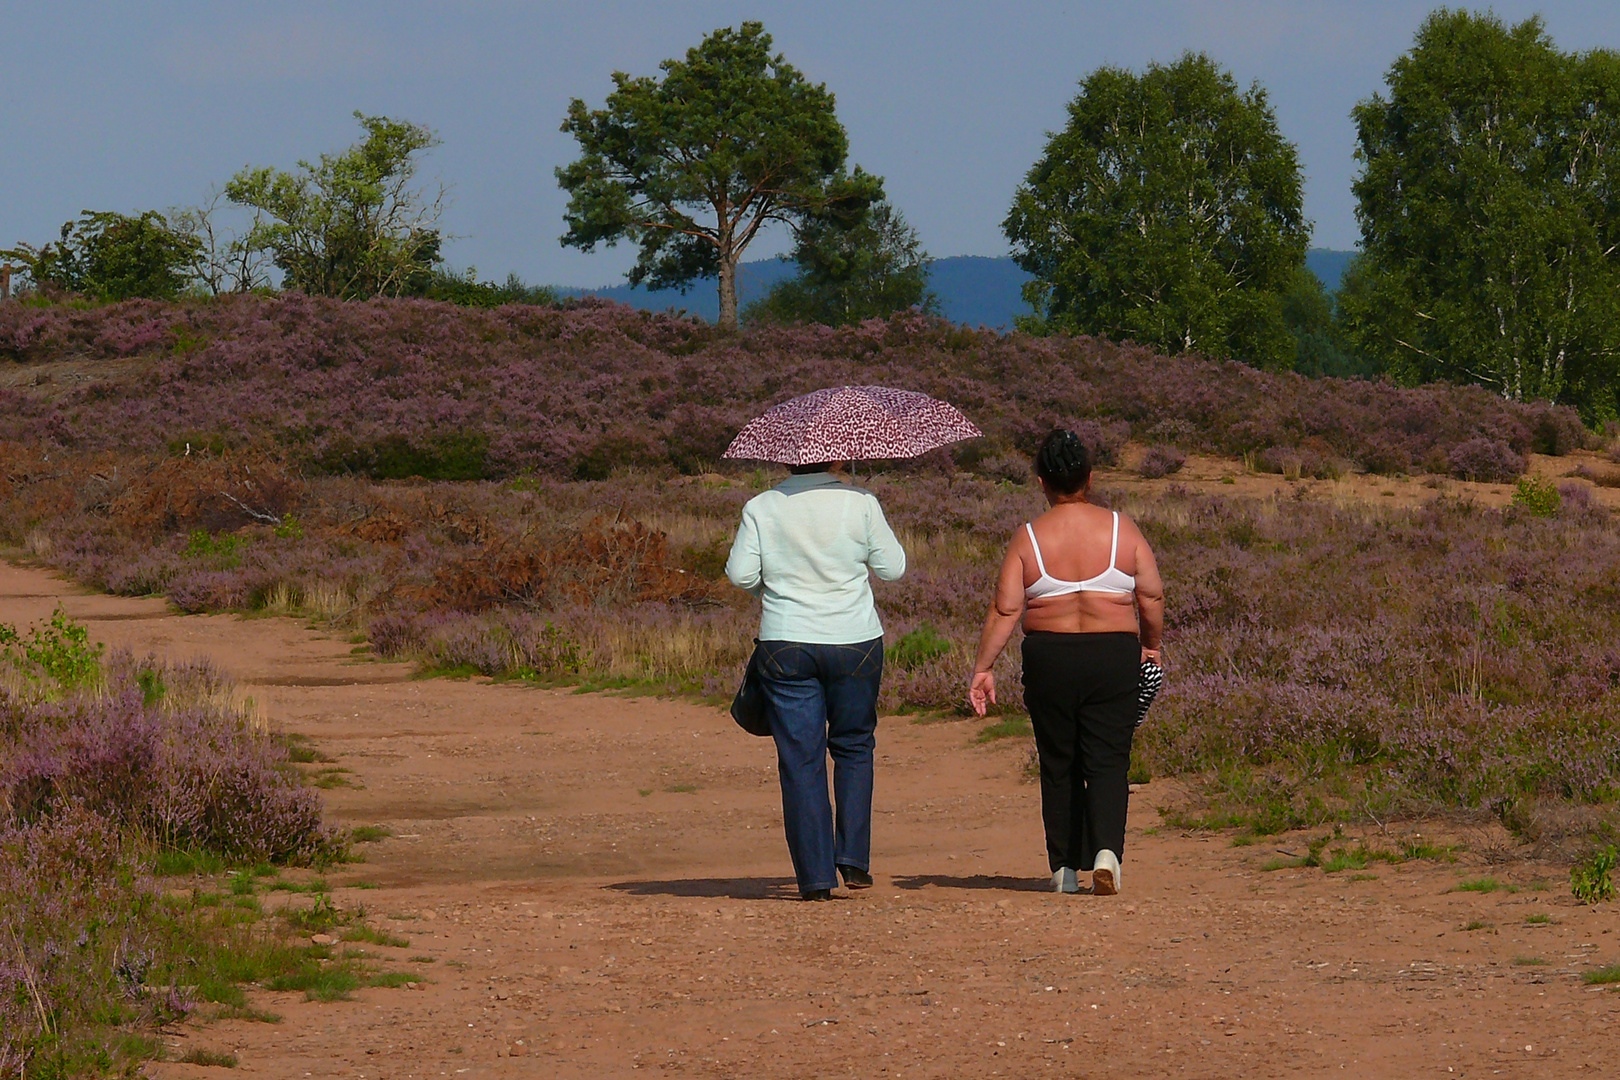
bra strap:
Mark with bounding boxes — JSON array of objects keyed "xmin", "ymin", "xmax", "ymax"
[
  {"xmin": 1024, "ymin": 523, "xmax": 1050, "ymax": 578},
  {"xmin": 1108, "ymin": 512, "xmax": 1120, "ymax": 569}
]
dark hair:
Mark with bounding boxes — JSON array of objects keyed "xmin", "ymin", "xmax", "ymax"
[
  {"xmin": 789, "ymin": 461, "xmax": 839, "ymax": 475},
  {"xmin": 1035, "ymin": 429, "xmax": 1092, "ymax": 495}
]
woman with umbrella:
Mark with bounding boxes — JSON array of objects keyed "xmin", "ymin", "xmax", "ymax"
[{"xmin": 723, "ymin": 386, "xmax": 979, "ymax": 901}]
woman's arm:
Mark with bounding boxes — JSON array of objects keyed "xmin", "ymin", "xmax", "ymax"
[
  {"xmin": 1131, "ymin": 527, "xmax": 1165, "ymax": 664},
  {"xmin": 724, "ymin": 509, "xmax": 765, "ymax": 598},
  {"xmin": 865, "ymin": 496, "xmax": 907, "ymax": 582},
  {"xmin": 969, "ymin": 537, "xmax": 1028, "ymax": 716}
]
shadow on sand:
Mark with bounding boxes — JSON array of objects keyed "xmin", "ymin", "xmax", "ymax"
[
  {"xmin": 605, "ymin": 876, "xmax": 801, "ymax": 900},
  {"xmin": 890, "ymin": 873, "xmax": 1051, "ymax": 893}
]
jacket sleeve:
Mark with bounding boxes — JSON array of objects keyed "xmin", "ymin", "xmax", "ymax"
[
  {"xmin": 864, "ymin": 496, "xmax": 907, "ymax": 582},
  {"xmin": 725, "ymin": 507, "xmax": 765, "ymax": 597}
]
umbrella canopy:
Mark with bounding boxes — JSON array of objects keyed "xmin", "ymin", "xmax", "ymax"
[{"xmin": 722, "ymin": 385, "xmax": 982, "ymax": 466}]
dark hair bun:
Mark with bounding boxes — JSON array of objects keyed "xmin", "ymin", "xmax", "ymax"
[{"xmin": 1035, "ymin": 429, "xmax": 1092, "ymax": 495}]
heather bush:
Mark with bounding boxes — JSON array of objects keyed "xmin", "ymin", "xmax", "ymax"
[
  {"xmin": 0, "ymin": 810, "xmax": 184, "ymax": 1076},
  {"xmin": 1255, "ymin": 445, "xmax": 1335, "ymax": 480},
  {"xmin": 1, "ymin": 293, "xmax": 1616, "ymax": 862},
  {"xmin": 1559, "ymin": 481, "xmax": 1595, "ymax": 513},
  {"xmin": 0, "ymin": 616, "xmax": 347, "ymax": 1075},
  {"xmin": 1448, "ymin": 437, "xmax": 1525, "ymax": 482},
  {"xmin": 12, "ymin": 455, "xmax": 1620, "ymax": 852},
  {"xmin": 1137, "ymin": 444, "xmax": 1186, "ymax": 479},
  {"xmin": 0, "ymin": 296, "xmax": 1588, "ymax": 482},
  {"xmin": 0, "ymin": 647, "xmax": 333, "ymax": 862}
]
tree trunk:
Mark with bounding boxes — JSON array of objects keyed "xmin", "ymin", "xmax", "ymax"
[{"xmin": 717, "ymin": 254, "xmax": 739, "ymax": 331}]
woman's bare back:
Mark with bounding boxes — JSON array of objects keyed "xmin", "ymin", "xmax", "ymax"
[{"xmin": 1020, "ymin": 503, "xmax": 1152, "ymax": 634}]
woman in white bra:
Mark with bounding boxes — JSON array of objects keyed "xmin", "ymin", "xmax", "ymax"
[{"xmin": 969, "ymin": 429, "xmax": 1164, "ymax": 895}]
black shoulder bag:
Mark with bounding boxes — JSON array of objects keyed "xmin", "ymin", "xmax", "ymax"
[{"xmin": 730, "ymin": 642, "xmax": 773, "ymax": 737}]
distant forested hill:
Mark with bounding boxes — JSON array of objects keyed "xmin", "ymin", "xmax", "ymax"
[
  {"xmin": 559, "ymin": 249, "xmax": 1357, "ymax": 326},
  {"xmin": 1306, "ymin": 249, "xmax": 1355, "ymax": 293}
]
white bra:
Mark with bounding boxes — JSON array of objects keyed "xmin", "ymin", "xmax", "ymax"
[{"xmin": 1024, "ymin": 512, "xmax": 1136, "ymax": 598}]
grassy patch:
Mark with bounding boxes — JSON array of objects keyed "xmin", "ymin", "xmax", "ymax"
[
  {"xmin": 1127, "ymin": 748, "xmax": 1151, "ymax": 785},
  {"xmin": 342, "ymin": 924, "xmax": 409, "ymax": 948},
  {"xmin": 278, "ymin": 732, "xmax": 333, "ymax": 764},
  {"xmin": 1525, "ymin": 913, "xmax": 1553, "ymax": 925},
  {"xmin": 663, "ymin": 782, "xmax": 699, "ymax": 794},
  {"xmin": 1583, "ymin": 964, "xmax": 1620, "ymax": 985},
  {"xmin": 1321, "ymin": 846, "xmax": 1383, "ymax": 873},
  {"xmin": 281, "ymin": 894, "xmax": 341, "ymax": 933},
  {"xmin": 1460, "ymin": 919, "xmax": 1493, "ymax": 931},
  {"xmin": 1454, "ymin": 877, "xmax": 1514, "ymax": 894},
  {"xmin": 890, "ymin": 624, "xmax": 953, "ymax": 670},
  {"xmin": 210, "ymin": 1004, "xmax": 282, "ymax": 1023},
  {"xmin": 1349, "ymin": 873, "xmax": 1379, "ymax": 882},
  {"xmin": 408, "ymin": 955, "xmax": 438, "ymax": 964},
  {"xmin": 307, "ymin": 766, "xmax": 360, "ymax": 790},
  {"xmin": 1261, "ymin": 856, "xmax": 1304, "ymax": 872},
  {"xmin": 350, "ymin": 825, "xmax": 392, "ymax": 844},
  {"xmin": 1399, "ymin": 839, "xmax": 1458, "ymax": 862},
  {"xmin": 154, "ymin": 847, "xmax": 228, "ymax": 876},
  {"xmin": 266, "ymin": 960, "xmax": 363, "ymax": 1001},
  {"xmin": 366, "ymin": 971, "xmax": 418, "ymax": 989},
  {"xmin": 416, "ymin": 662, "xmax": 483, "ymax": 681},
  {"xmin": 1158, "ymin": 766, "xmax": 1335, "ymax": 836},
  {"xmin": 180, "ymin": 1047, "xmax": 239, "ymax": 1067},
  {"xmin": 975, "ymin": 715, "xmax": 1033, "ymax": 743}
]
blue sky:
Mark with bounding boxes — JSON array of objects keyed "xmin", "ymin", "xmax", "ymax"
[{"xmin": 7, "ymin": 2, "xmax": 1620, "ymax": 287}]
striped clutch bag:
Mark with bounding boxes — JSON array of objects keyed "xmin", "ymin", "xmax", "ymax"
[{"xmin": 1137, "ymin": 660, "xmax": 1164, "ymax": 727}]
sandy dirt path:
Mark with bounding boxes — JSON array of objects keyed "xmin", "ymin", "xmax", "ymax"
[{"xmin": 2, "ymin": 562, "xmax": 1615, "ymax": 1079}]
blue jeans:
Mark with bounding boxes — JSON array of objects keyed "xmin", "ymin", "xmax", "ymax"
[{"xmin": 756, "ymin": 638, "xmax": 884, "ymax": 894}]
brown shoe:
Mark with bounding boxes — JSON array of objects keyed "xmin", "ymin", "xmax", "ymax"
[{"xmin": 838, "ymin": 865, "xmax": 873, "ymax": 890}]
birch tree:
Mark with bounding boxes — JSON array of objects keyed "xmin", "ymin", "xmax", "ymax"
[
  {"xmin": 225, "ymin": 113, "xmax": 445, "ymax": 299},
  {"xmin": 557, "ymin": 22, "xmax": 881, "ymax": 331},
  {"xmin": 1003, "ymin": 53, "xmax": 1308, "ymax": 368},
  {"xmin": 1341, "ymin": 10, "xmax": 1620, "ymax": 422}
]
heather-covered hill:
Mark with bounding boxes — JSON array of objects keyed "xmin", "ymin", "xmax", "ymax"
[{"xmin": 0, "ymin": 295, "xmax": 1591, "ymax": 482}]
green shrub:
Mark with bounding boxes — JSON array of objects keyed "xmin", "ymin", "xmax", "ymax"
[
  {"xmin": 1572, "ymin": 846, "xmax": 1617, "ymax": 904},
  {"xmin": 183, "ymin": 530, "xmax": 247, "ymax": 562},
  {"xmin": 1511, "ymin": 476, "xmax": 1561, "ymax": 517},
  {"xmin": 890, "ymin": 623, "xmax": 953, "ymax": 670},
  {"xmin": 0, "ymin": 608, "xmax": 105, "ymax": 690}
]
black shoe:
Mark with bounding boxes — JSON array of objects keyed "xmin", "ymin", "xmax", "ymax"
[
  {"xmin": 838, "ymin": 865, "xmax": 873, "ymax": 890},
  {"xmin": 801, "ymin": 888, "xmax": 833, "ymax": 901}
]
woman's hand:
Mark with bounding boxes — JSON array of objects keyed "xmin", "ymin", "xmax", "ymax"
[
  {"xmin": 1141, "ymin": 645, "xmax": 1163, "ymax": 667},
  {"xmin": 969, "ymin": 670, "xmax": 997, "ymax": 717}
]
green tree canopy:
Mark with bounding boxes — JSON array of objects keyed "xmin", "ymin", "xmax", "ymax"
[
  {"xmin": 1340, "ymin": 10, "xmax": 1620, "ymax": 422},
  {"xmin": 557, "ymin": 21, "xmax": 881, "ymax": 330},
  {"xmin": 745, "ymin": 200, "xmax": 937, "ymax": 326},
  {"xmin": 1004, "ymin": 52, "xmax": 1309, "ymax": 368},
  {"xmin": 3, "ymin": 211, "xmax": 201, "ymax": 300},
  {"xmin": 225, "ymin": 113, "xmax": 444, "ymax": 299}
]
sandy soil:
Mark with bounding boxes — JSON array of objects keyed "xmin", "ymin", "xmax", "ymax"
[
  {"xmin": 2, "ymin": 562, "xmax": 1616, "ymax": 1079},
  {"xmin": 1105, "ymin": 446, "xmax": 1620, "ymax": 512}
]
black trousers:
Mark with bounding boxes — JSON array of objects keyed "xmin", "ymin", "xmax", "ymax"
[{"xmin": 1021, "ymin": 630, "xmax": 1139, "ymax": 872}]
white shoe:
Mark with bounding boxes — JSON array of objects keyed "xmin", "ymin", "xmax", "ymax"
[
  {"xmin": 1051, "ymin": 867, "xmax": 1079, "ymax": 894},
  {"xmin": 1092, "ymin": 850, "xmax": 1121, "ymax": 896}
]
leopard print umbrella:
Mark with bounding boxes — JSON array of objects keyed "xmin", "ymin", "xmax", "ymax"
[{"xmin": 722, "ymin": 385, "xmax": 982, "ymax": 465}]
